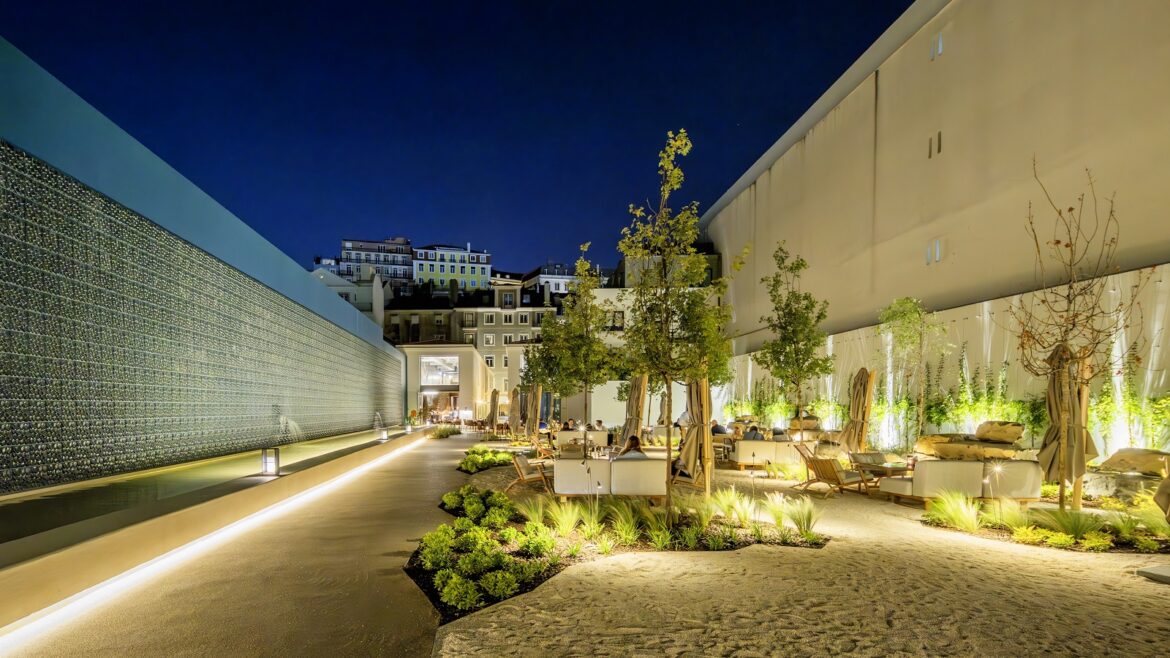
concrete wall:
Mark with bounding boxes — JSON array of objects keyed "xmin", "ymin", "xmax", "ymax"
[{"xmin": 703, "ymin": 0, "xmax": 1170, "ymax": 352}]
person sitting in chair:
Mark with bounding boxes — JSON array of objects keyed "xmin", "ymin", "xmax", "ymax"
[
  {"xmin": 743, "ymin": 425, "xmax": 764, "ymax": 441},
  {"xmin": 616, "ymin": 435, "xmax": 648, "ymax": 459},
  {"xmin": 710, "ymin": 419, "xmax": 730, "ymax": 435}
]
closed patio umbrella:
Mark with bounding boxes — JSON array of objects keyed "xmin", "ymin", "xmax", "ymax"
[
  {"xmin": 1037, "ymin": 344, "xmax": 1098, "ymax": 508},
  {"xmin": 838, "ymin": 368, "xmax": 875, "ymax": 453},
  {"xmin": 620, "ymin": 374, "xmax": 648, "ymax": 448},
  {"xmin": 525, "ymin": 384, "xmax": 543, "ymax": 439},
  {"xmin": 509, "ymin": 386, "xmax": 522, "ymax": 436},
  {"xmin": 684, "ymin": 378, "xmax": 714, "ymax": 492},
  {"xmin": 487, "ymin": 389, "xmax": 499, "ymax": 432}
]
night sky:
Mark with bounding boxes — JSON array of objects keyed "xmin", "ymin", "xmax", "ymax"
[{"xmin": 1, "ymin": 1, "xmax": 912, "ymax": 272}]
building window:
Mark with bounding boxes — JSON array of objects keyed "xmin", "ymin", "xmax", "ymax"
[
  {"xmin": 608, "ymin": 310, "xmax": 625, "ymax": 329},
  {"xmin": 485, "ymin": 355, "xmax": 495, "ymax": 367},
  {"xmin": 420, "ymin": 355, "xmax": 459, "ymax": 385},
  {"xmin": 435, "ymin": 315, "xmax": 445, "ymax": 325},
  {"xmin": 470, "ymin": 280, "xmax": 477, "ymax": 288},
  {"xmin": 503, "ymin": 355, "xmax": 509, "ymax": 367},
  {"xmin": 503, "ymin": 292, "xmax": 514, "ymax": 306},
  {"xmin": 519, "ymin": 312, "xmax": 529, "ymax": 324},
  {"xmin": 460, "ymin": 255, "xmax": 466, "ymax": 263},
  {"xmin": 503, "ymin": 334, "xmax": 513, "ymax": 345},
  {"xmin": 440, "ymin": 279, "xmax": 446, "ymax": 286},
  {"xmin": 439, "ymin": 264, "xmax": 445, "ymax": 273},
  {"xmin": 518, "ymin": 333, "xmax": 529, "ymax": 342},
  {"xmin": 460, "ymin": 265, "xmax": 466, "ymax": 274},
  {"xmin": 484, "ymin": 313, "xmax": 495, "ymax": 325},
  {"xmin": 464, "ymin": 333, "xmax": 474, "ymax": 344},
  {"xmin": 503, "ymin": 313, "xmax": 513, "ymax": 324},
  {"xmin": 429, "ymin": 264, "xmax": 435, "ymax": 272},
  {"xmin": 484, "ymin": 334, "xmax": 495, "ymax": 346}
]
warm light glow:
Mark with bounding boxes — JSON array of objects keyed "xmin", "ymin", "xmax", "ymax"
[{"xmin": 0, "ymin": 436, "xmax": 427, "ymax": 654}]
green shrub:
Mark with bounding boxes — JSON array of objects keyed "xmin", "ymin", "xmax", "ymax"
[
  {"xmin": 1011, "ymin": 526, "xmax": 1051, "ymax": 545},
  {"xmin": 479, "ymin": 570, "xmax": 519, "ymax": 600},
  {"xmin": 453, "ymin": 526, "xmax": 495, "ymax": 553},
  {"xmin": 1044, "ymin": 532, "xmax": 1077, "ymax": 549},
  {"xmin": 677, "ymin": 493, "xmax": 717, "ymax": 530},
  {"xmin": 565, "ymin": 540, "xmax": 583, "ymax": 558},
  {"xmin": 773, "ymin": 525, "xmax": 798, "ymax": 545},
  {"xmin": 462, "ymin": 494, "xmax": 486, "ymax": 522},
  {"xmin": 749, "ymin": 521, "xmax": 767, "ymax": 543},
  {"xmin": 761, "ymin": 492, "xmax": 788, "ymax": 530},
  {"xmin": 595, "ymin": 533, "xmax": 615, "ymax": 555},
  {"xmin": 579, "ymin": 500, "xmax": 604, "ymax": 539},
  {"xmin": 607, "ymin": 501, "xmax": 641, "ymax": 546},
  {"xmin": 675, "ymin": 525, "xmax": 703, "ymax": 550},
  {"xmin": 498, "ymin": 526, "xmax": 521, "ymax": 545},
  {"xmin": 647, "ymin": 528, "xmax": 673, "ymax": 551},
  {"xmin": 481, "ymin": 506, "xmax": 512, "ymax": 530},
  {"xmin": 432, "ymin": 425, "xmax": 462, "ymax": 439},
  {"xmin": 439, "ymin": 573, "xmax": 483, "ymax": 610},
  {"xmin": 1099, "ymin": 496, "xmax": 1128, "ymax": 512},
  {"xmin": 1107, "ymin": 511, "xmax": 1140, "ymax": 541},
  {"xmin": 515, "ymin": 495, "xmax": 549, "ymax": 525},
  {"xmin": 1131, "ymin": 491, "xmax": 1170, "ymax": 539},
  {"xmin": 1032, "ymin": 509, "xmax": 1105, "ymax": 540},
  {"xmin": 1040, "ymin": 482, "xmax": 1060, "ymax": 499},
  {"xmin": 485, "ymin": 491, "xmax": 513, "ymax": 511},
  {"xmin": 433, "ymin": 568, "xmax": 456, "ymax": 591},
  {"xmin": 547, "ymin": 500, "xmax": 582, "ymax": 537},
  {"xmin": 422, "ymin": 524, "xmax": 456, "ymax": 548},
  {"xmin": 1079, "ymin": 531, "xmax": 1114, "ymax": 552},
  {"xmin": 452, "ymin": 517, "xmax": 475, "ymax": 533},
  {"xmin": 441, "ymin": 490, "xmax": 464, "ymax": 510},
  {"xmin": 456, "ymin": 546, "xmax": 505, "ymax": 578},
  {"xmin": 1133, "ymin": 535, "xmax": 1161, "ymax": 553},
  {"xmin": 923, "ymin": 491, "xmax": 981, "ymax": 533},
  {"xmin": 705, "ymin": 525, "xmax": 736, "ymax": 550},
  {"xmin": 728, "ymin": 492, "xmax": 757, "ymax": 529},
  {"xmin": 980, "ymin": 498, "xmax": 1030, "ymax": 531},
  {"xmin": 519, "ymin": 522, "xmax": 556, "ymax": 557},
  {"xmin": 639, "ymin": 506, "xmax": 670, "ymax": 536},
  {"xmin": 784, "ymin": 496, "xmax": 823, "ymax": 538},
  {"xmin": 711, "ymin": 487, "xmax": 739, "ymax": 521},
  {"xmin": 505, "ymin": 557, "xmax": 546, "ymax": 584},
  {"xmin": 457, "ymin": 446, "xmax": 513, "ymax": 473}
]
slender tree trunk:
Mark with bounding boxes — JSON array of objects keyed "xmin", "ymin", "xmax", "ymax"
[
  {"xmin": 1057, "ymin": 366, "xmax": 1069, "ymax": 512},
  {"xmin": 1072, "ymin": 360, "xmax": 1091, "ymax": 512},
  {"xmin": 583, "ymin": 385, "xmax": 592, "ymax": 453},
  {"xmin": 916, "ymin": 327, "xmax": 926, "ymax": 440},
  {"xmin": 665, "ymin": 382, "xmax": 673, "ymax": 522},
  {"xmin": 701, "ymin": 377, "xmax": 713, "ymax": 497}
]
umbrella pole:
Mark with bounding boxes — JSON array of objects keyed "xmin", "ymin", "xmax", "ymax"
[{"xmin": 1057, "ymin": 366, "xmax": 1069, "ymax": 512}]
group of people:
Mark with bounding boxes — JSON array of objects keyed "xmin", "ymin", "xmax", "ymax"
[{"xmin": 554, "ymin": 419, "xmax": 607, "ymax": 433}]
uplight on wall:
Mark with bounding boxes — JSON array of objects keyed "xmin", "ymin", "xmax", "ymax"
[
  {"xmin": 924, "ymin": 238, "xmax": 946, "ymax": 266},
  {"xmin": 261, "ymin": 447, "xmax": 281, "ymax": 476}
]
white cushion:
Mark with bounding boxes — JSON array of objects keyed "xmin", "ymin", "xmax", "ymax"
[
  {"xmin": 611, "ymin": 459, "xmax": 667, "ymax": 496},
  {"xmin": 982, "ymin": 460, "xmax": 1042, "ymax": 499},
  {"xmin": 770, "ymin": 442, "xmax": 802, "ymax": 465},
  {"xmin": 912, "ymin": 460, "xmax": 984, "ymax": 498},
  {"xmin": 553, "ymin": 459, "xmax": 612, "ymax": 495},
  {"xmin": 879, "ymin": 476, "xmax": 914, "ymax": 496},
  {"xmin": 731, "ymin": 440, "xmax": 774, "ymax": 465}
]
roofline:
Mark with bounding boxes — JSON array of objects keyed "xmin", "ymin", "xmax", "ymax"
[{"xmin": 698, "ymin": 0, "xmax": 951, "ymax": 231}]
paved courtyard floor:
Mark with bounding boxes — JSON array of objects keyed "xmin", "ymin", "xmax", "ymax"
[{"xmin": 437, "ymin": 467, "xmax": 1170, "ymax": 658}]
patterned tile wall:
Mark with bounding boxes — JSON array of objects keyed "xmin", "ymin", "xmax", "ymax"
[{"xmin": 0, "ymin": 142, "xmax": 402, "ymax": 493}]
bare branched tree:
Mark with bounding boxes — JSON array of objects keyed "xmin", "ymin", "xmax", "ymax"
[{"xmin": 1009, "ymin": 162, "xmax": 1151, "ymax": 510}]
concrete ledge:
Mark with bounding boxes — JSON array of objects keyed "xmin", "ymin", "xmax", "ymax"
[{"xmin": 0, "ymin": 428, "xmax": 431, "ymax": 631}]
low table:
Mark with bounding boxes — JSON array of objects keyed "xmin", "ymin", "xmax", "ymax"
[{"xmin": 856, "ymin": 462, "xmax": 913, "ymax": 479}]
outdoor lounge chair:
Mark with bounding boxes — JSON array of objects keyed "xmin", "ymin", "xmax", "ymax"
[
  {"xmin": 796, "ymin": 457, "xmax": 875, "ymax": 497},
  {"xmin": 506, "ymin": 454, "xmax": 551, "ymax": 493},
  {"xmin": 531, "ymin": 434, "xmax": 556, "ymax": 460}
]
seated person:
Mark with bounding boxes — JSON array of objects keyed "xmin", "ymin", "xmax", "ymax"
[
  {"xmin": 710, "ymin": 419, "xmax": 730, "ymax": 435},
  {"xmin": 594, "ymin": 420, "xmax": 606, "ymax": 431},
  {"xmin": 771, "ymin": 427, "xmax": 790, "ymax": 441},
  {"xmin": 743, "ymin": 425, "xmax": 765, "ymax": 441},
  {"xmin": 615, "ymin": 435, "xmax": 648, "ymax": 459}
]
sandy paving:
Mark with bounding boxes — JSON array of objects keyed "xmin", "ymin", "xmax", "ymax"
[{"xmin": 438, "ymin": 468, "xmax": 1170, "ymax": 657}]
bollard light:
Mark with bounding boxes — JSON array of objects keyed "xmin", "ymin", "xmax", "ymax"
[{"xmin": 261, "ymin": 447, "xmax": 281, "ymax": 476}]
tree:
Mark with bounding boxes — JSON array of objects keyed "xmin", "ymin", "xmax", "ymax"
[
  {"xmin": 618, "ymin": 129, "xmax": 739, "ymax": 509},
  {"xmin": 1008, "ymin": 164, "xmax": 1150, "ymax": 510},
  {"xmin": 534, "ymin": 245, "xmax": 615, "ymax": 449},
  {"xmin": 878, "ymin": 297, "xmax": 945, "ymax": 444},
  {"xmin": 752, "ymin": 242, "xmax": 833, "ymax": 420}
]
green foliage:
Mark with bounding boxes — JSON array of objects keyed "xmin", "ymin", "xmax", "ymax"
[
  {"xmin": 433, "ymin": 568, "xmax": 456, "ymax": 592},
  {"xmin": 675, "ymin": 524, "xmax": 703, "ymax": 550},
  {"xmin": 481, "ymin": 506, "xmax": 513, "ymax": 530},
  {"xmin": 1044, "ymin": 532, "xmax": 1077, "ymax": 549},
  {"xmin": 704, "ymin": 525, "xmax": 737, "ymax": 550},
  {"xmin": 479, "ymin": 570, "xmax": 519, "ymax": 600},
  {"xmin": 595, "ymin": 533, "xmax": 615, "ymax": 555},
  {"xmin": 578, "ymin": 499, "xmax": 605, "ymax": 539},
  {"xmin": 546, "ymin": 500, "xmax": 582, "ymax": 537},
  {"xmin": 710, "ymin": 487, "xmax": 739, "ymax": 520},
  {"xmin": 515, "ymin": 495, "xmax": 549, "ymax": 525},
  {"xmin": 727, "ymin": 492, "xmax": 757, "ymax": 529},
  {"xmin": 1079, "ymin": 531, "xmax": 1114, "ymax": 552},
  {"xmin": 1089, "ymin": 344, "xmax": 1170, "ymax": 452},
  {"xmin": 760, "ymin": 492, "xmax": 789, "ymax": 530},
  {"xmin": 640, "ymin": 506, "xmax": 671, "ymax": 536},
  {"xmin": 747, "ymin": 379, "xmax": 793, "ymax": 428},
  {"xmin": 617, "ymin": 130, "xmax": 740, "ymax": 437},
  {"xmin": 565, "ymin": 540, "xmax": 584, "ymax": 558},
  {"xmin": 439, "ymin": 573, "xmax": 483, "ymax": 611},
  {"xmin": 1133, "ymin": 535, "xmax": 1161, "ymax": 553},
  {"xmin": 519, "ymin": 522, "xmax": 557, "ymax": 557},
  {"xmin": 1032, "ymin": 509, "xmax": 1105, "ymax": 540},
  {"xmin": 1107, "ymin": 511, "xmax": 1140, "ymax": 541},
  {"xmin": 462, "ymin": 495, "xmax": 486, "ymax": 522},
  {"xmin": 783, "ymin": 496, "xmax": 823, "ymax": 538},
  {"xmin": 456, "ymin": 546, "xmax": 506, "ymax": 579},
  {"xmin": 441, "ymin": 490, "xmax": 464, "ymax": 510},
  {"xmin": 607, "ymin": 500, "xmax": 642, "ymax": 546},
  {"xmin": 647, "ymin": 528, "xmax": 673, "ymax": 551},
  {"xmin": 420, "ymin": 525, "xmax": 457, "ymax": 570},
  {"xmin": 432, "ymin": 425, "xmax": 461, "ymax": 439},
  {"xmin": 505, "ymin": 557, "xmax": 547, "ymax": 584},
  {"xmin": 752, "ymin": 241, "xmax": 833, "ymax": 412},
  {"xmin": 453, "ymin": 526, "xmax": 495, "ymax": 554},
  {"xmin": 807, "ymin": 397, "xmax": 848, "ymax": 431},
  {"xmin": 1131, "ymin": 491, "xmax": 1170, "ymax": 538},
  {"xmin": 980, "ymin": 498, "xmax": 1031, "ymax": 531},
  {"xmin": 1040, "ymin": 483, "xmax": 1061, "ymax": 499},
  {"xmin": 498, "ymin": 526, "xmax": 522, "ymax": 545},
  {"xmin": 922, "ymin": 491, "xmax": 982, "ymax": 533},
  {"xmin": 452, "ymin": 517, "xmax": 475, "ymax": 533},
  {"xmin": 749, "ymin": 521, "xmax": 767, "ymax": 543},
  {"xmin": 457, "ymin": 446, "xmax": 513, "ymax": 474},
  {"xmin": 1011, "ymin": 526, "xmax": 1050, "ymax": 545},
  {"xmin": 878, "ymin": 297, "xmax": 945, "ymax": 438}
]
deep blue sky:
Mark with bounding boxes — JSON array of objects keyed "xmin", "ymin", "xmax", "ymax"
[{"xmin": 1, "ymin": 1, "xmax": 911, "ymax": 272}]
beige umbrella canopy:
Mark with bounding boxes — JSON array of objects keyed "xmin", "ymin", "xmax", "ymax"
[
  {"xmin": 525, "ymin": 384, "xmax": 543, "ymax": 439},
  {"xmin": 681, "ymin": 378, "xmax": 713, "ymax": 491},
  {"xmin": 838, "ymin": 368, "xmax": 875, "ymax": 453},
  {"xmin": 487, "ymin": 389, "xmax": 499, "ymax": 431},
  {"xmin": 509, "ymin": 386, "xmax": 522, "ymax": 436},
  {"xmin": 620, "ymin": 375, "xmax": 648, "ymax": 447},
  {"xmin": 1037, "ymin": 344, "xmax": 1098, "ymax": 504}
]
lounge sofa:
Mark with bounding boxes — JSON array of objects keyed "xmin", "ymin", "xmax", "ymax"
[
  {"xmin": 879, "ymin": 459, "xmax": 1042, "ymax": 504},
  {"xmin": 728, "ymin": 440, "xmax": 802, "ymax": 469},
  {"xmin": 552, "ymin": 457, "xmax": 667, "ymax": 498}
]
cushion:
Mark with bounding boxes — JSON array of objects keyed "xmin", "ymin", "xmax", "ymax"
[
  {"xmin": 1098, "ymin": 448, "xmax": 1170, "ymax": 477},
  {"xmin": 914, "ymin": 433, "xmax": 969, "ymax": 456},
  {"xmin": 934, "ymin": 440, "xmax": 1017, "ymax": 460},
  {"xmin": 879, "ymin": 476, "xmax": 914, "ymax": 496},
  {"xmin": 975, "ymin": 421, "xmax": 1025, "ymax": 444}
]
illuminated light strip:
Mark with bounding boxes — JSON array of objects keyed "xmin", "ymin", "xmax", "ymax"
[{"xmin": 0, "ymin": 435, "xmax": 428, "ymax": 656}]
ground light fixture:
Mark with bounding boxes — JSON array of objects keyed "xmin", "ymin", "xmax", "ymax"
[
  {"xmin": 0, "ymin": 436, "xmax": 428, "ymax": 654},
  {"xmin": 261, "ymin": 447, "xmax": 281, "ymax": 475}
]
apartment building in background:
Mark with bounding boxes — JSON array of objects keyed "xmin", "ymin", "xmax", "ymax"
[
  {"xmin": 412, "ymin": 243, "xmax": 492, "ymax": 293},
  {"xmin": 333, "ymin": 237, "xmax": 414, "ymax": 295}
]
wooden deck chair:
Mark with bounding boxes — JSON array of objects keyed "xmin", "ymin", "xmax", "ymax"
[
  {"xmin": 530, "ymin": 434, "xmax": 556, "ymax": 460},
  {"xmin": 671, "ymin": 427, "xmax": 704, "ymax": 490},
  {"xmin": 506, "ymin": 454, "xmax": 551, "ymax": 493},
  {"xmin": 796, "ymin": 457, "xmax": 874, "ymax": 498},
  {"xmin": 793, "ymin": 442, "xmax": 817, "ymax": 487}
]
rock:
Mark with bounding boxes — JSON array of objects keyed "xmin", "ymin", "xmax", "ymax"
[
  {"xmin": 1097, "ymin": 448, "xmax": 1170, "ymax": 477},
  {"xmin": 1082, "ymin": 470, "xmax": 1163, "ymax": 499},
  {"xmin": 933, "ymin": 440, "xmax": 1018, "ymax": 460},
  {"xmin": 974, "ymin": 421, "xmax": 1025, "ymax": 444},
  {"xmin": 914, "ymin": 434, "xmax": 971, "ymax": 456}
]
